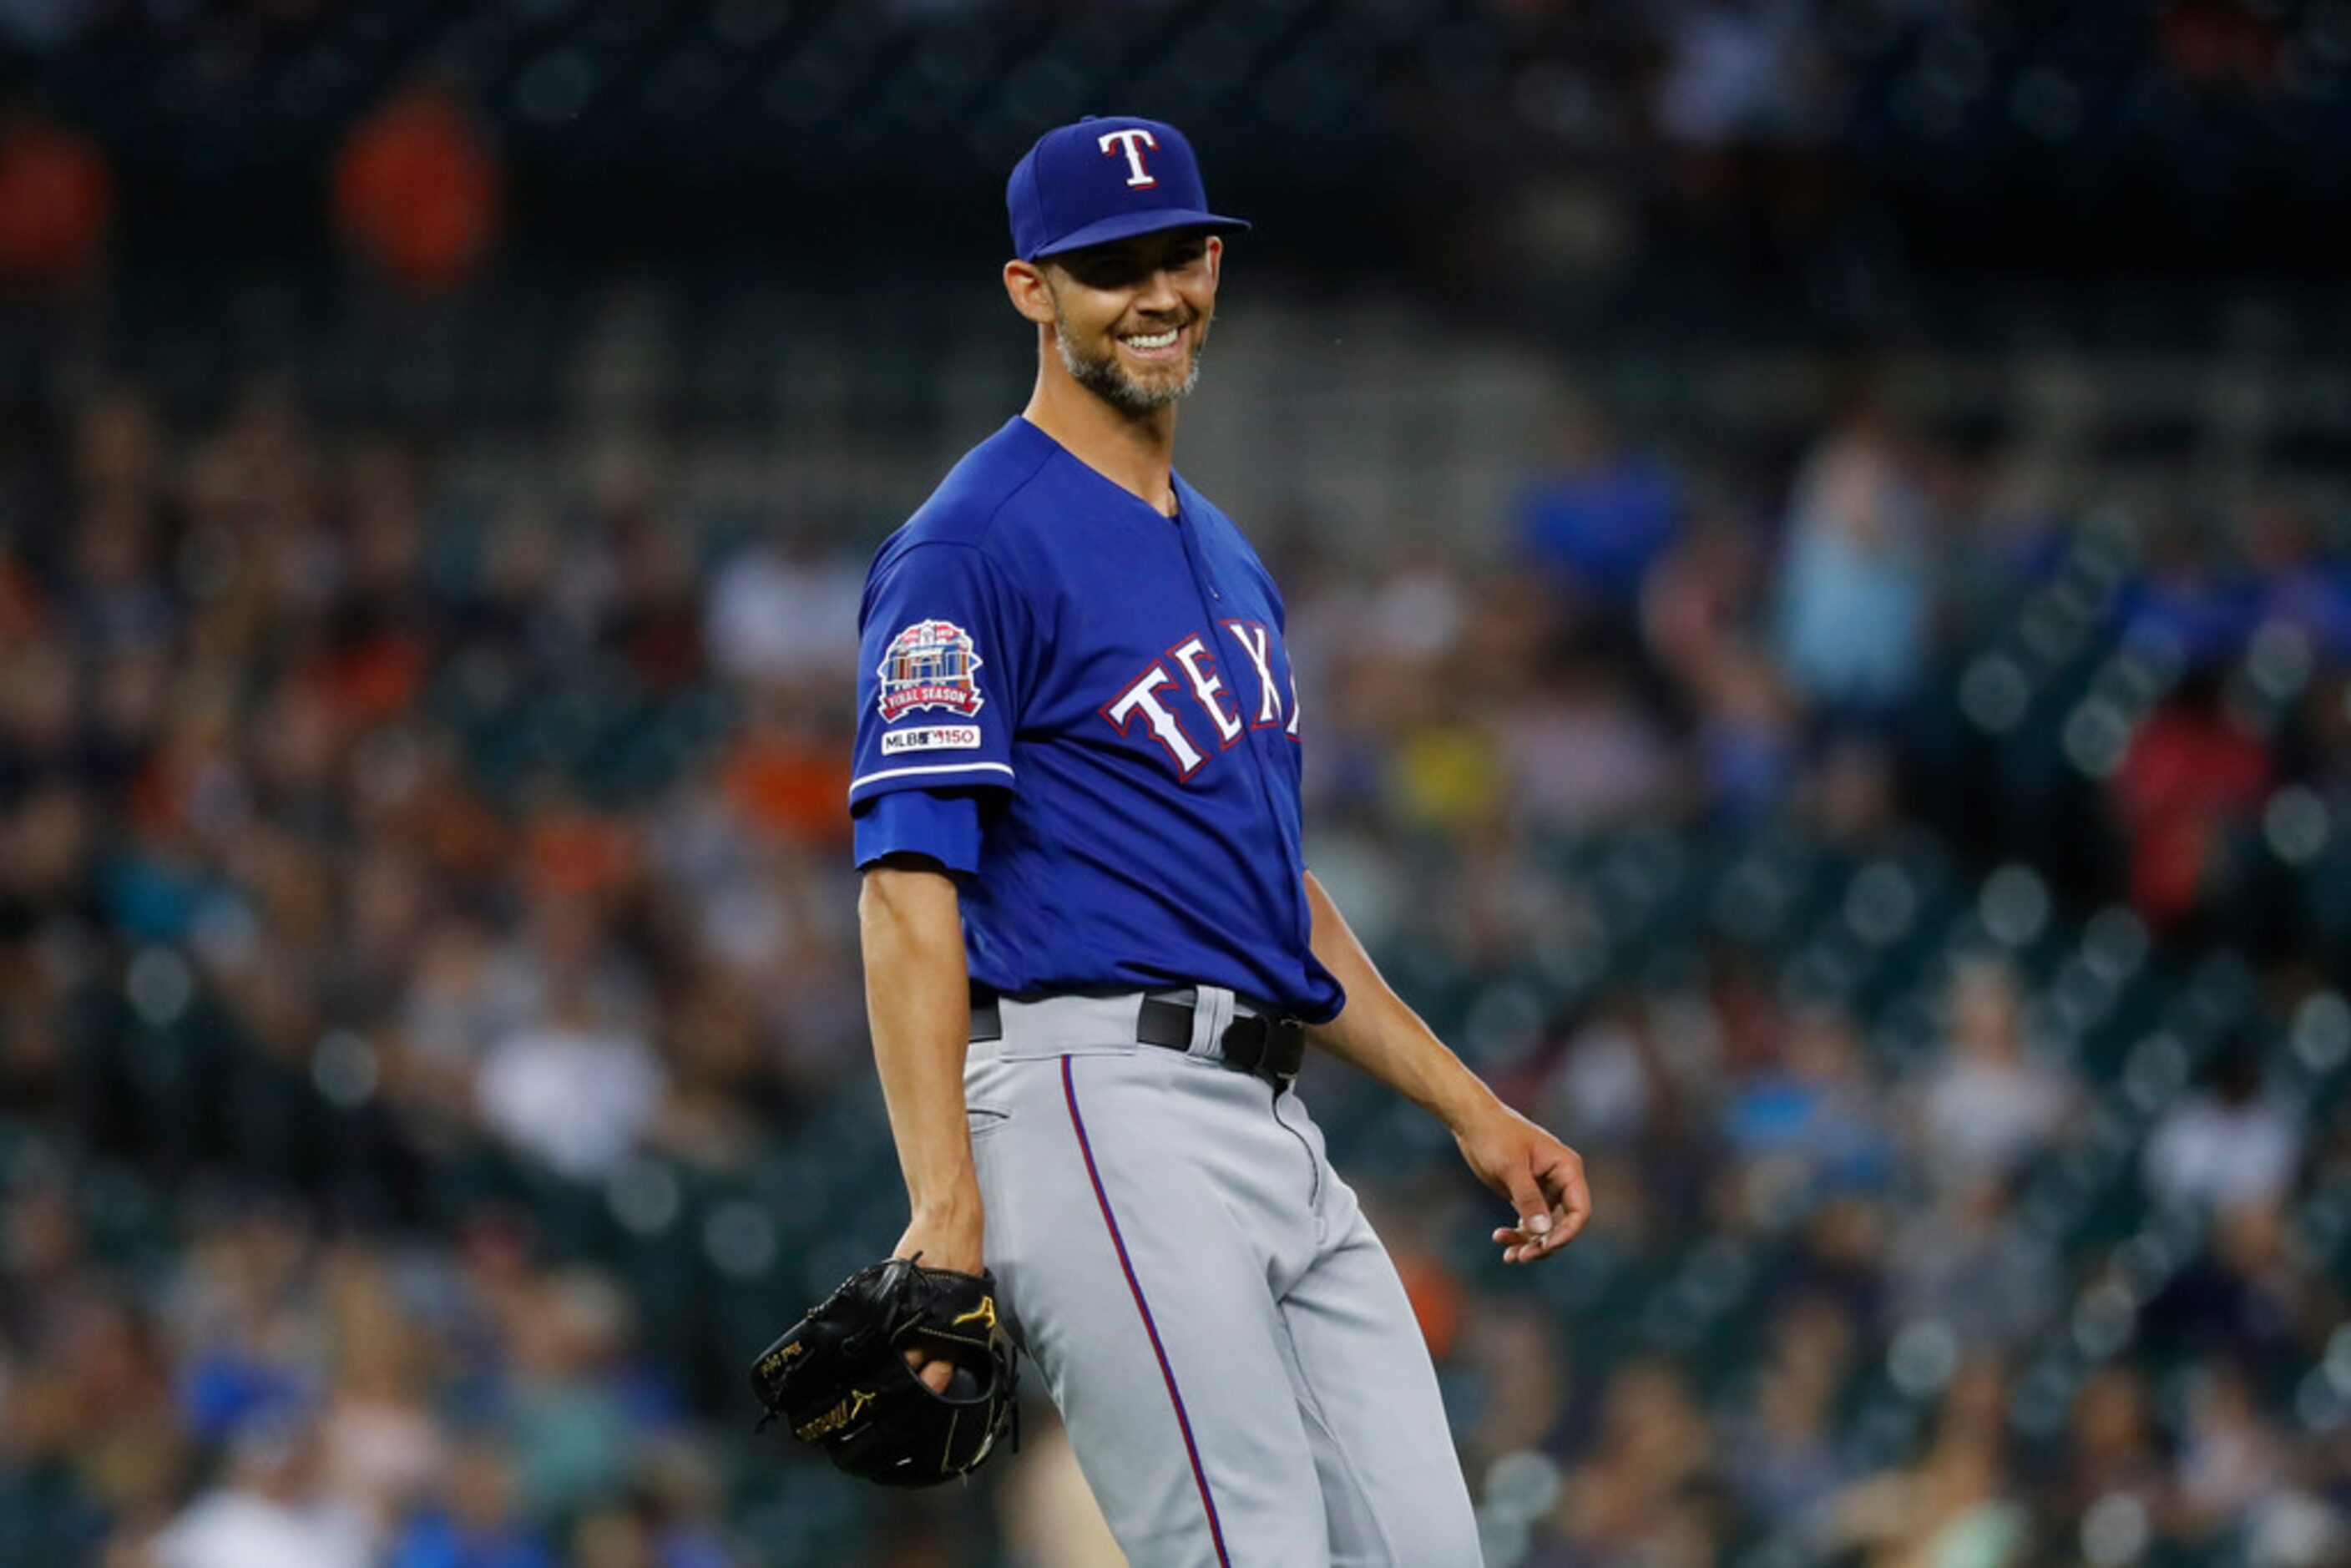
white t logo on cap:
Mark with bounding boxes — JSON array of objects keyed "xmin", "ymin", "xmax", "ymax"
[{"xmin": 1097, "ymin": 128, "xmax": 1160, "ymax": 189}]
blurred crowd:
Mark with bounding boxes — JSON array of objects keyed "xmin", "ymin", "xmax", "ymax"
[
  {"xmin": 3, "ymin": 1183, "xmax": 743, "ymax": 1568},
  {"xmin": 1449, "ymin": 953, "xmax": 2351, "ymax": 1568},
  {"xmin": 1307, "ymin": 385, "xmax": 2351, "ymax": 1564},
  {"xmin": 2, "ymin": 358, "xmax": 2349, "ymax": 1568},
  {"xmin": 7, "ymin": 0, "xmax": 2351, "ymax": 309}
]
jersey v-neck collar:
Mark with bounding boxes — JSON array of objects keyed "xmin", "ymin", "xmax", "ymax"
[{"xmin": 1011, "ymin": 415, "xmax": 1186, "ymax": 522}]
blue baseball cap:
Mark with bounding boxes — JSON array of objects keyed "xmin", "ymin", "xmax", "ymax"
[{"xmin": 1007, "ymin": 115, "xmax": 1250, "ymax": 261}]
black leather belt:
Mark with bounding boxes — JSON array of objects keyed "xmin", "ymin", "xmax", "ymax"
[{"xmin": 968, "ymin": 985, "xmax": 1305, "ymax": 1088}]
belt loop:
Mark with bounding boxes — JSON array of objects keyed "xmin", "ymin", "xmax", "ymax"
[{"xmin": 1191, "ymin": 985, "xmax": 1235, "ymax": 1059}]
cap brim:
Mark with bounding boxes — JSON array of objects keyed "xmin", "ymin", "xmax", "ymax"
[{"xmin": 1028, "ymin": 209, "xmax": 1250, "ymax": 260}]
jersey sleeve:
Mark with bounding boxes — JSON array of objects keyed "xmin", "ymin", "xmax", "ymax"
[
  {"xmin": 852, "ymin": 789, "xmax": 985, "ymax": 876},
  {"xmin": 850, "ymin": 541, "xmax": 1029, "ymax": 812}
]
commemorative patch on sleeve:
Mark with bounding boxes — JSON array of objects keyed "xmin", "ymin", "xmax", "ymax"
[
  {"xmin": 881, "ymin": 725, "xmax": 983, "ymax": 756},
  {"xmin": 877, "ymin": 620, "xmax": 986, "ymax": 723}
]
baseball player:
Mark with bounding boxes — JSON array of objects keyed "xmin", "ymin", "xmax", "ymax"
[{"xmin": 846, "ymin": 115, "xmax": 1590, "ymax": 1565}]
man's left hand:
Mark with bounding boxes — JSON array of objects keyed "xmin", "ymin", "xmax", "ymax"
[{"xmin": 1453, "ymin": 1100, "xmax": 1591, "ymax": 1264}]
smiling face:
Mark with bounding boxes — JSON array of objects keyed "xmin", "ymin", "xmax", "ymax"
[{"xmin": 1025, "ymin": 228, "xmax": 1221, "ymax": 417}]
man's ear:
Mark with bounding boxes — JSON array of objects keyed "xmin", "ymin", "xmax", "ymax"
[
  {"xmin": 1206, "ymin": 234, "xmax": 1222, "ymax": 285},
  {"xmin": 1004, "ymin": 260, "xmax": 1057, "ymax": 327}
]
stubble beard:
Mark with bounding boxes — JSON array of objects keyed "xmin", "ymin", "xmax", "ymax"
[{"xmin": 1052, "ymin": 301, "xmax": 1208, "ymax": 416}]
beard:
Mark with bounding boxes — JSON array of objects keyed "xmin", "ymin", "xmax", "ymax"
[{"xmin": 1052, "ymin": 301, "xmax": 1208, "ymax": 415}]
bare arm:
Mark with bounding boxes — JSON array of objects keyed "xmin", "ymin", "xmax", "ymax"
[
  {"xmin": 1302, "ymin": 869, "xmax": 1591, "ymax": 1262},
  {"xmin": 859, "ymin": 858, "xmax": 985, "ymax": 1277}
]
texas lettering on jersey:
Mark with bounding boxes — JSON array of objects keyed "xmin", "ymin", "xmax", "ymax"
[{"xmin": 1100, "ymin": 618, "xmax": 1299, "ymax": 781}]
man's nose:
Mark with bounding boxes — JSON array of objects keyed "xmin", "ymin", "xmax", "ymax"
[{"xmin": 1133, "ymin": 267, "xmax": 1181, "ymax": 311}]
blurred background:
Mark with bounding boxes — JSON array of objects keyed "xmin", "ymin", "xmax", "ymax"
[{"xmin": 4, "ymin": 1, "xmax": 2351, "ymax": 1565}]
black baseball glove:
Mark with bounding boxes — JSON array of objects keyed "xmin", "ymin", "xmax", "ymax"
[{"xmin": 750, "ymin": 1257, "xmax": 1019, "ymax": 1488}]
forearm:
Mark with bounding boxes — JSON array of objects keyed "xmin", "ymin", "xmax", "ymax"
[
  {"xmin": 859, "ymin": 861, "xmax": 980, "ymax": 1224},
  {"xmin": 1305, "ymin": 868, "xmax": 1593, "ymax": 1257},
  {"xmin": 1301, "ymin": 869, "xmax": 1495, "ymax": 1132}
]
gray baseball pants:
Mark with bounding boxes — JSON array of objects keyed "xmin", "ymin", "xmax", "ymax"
[{"xmin": 964, "ymin": 987, "xmax": 1484, "ymax": 1567}]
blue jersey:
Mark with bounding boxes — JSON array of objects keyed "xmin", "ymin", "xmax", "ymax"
[{"xmin": 848, "ymin": 417, "xmax": 1343, "ymax": 1023}]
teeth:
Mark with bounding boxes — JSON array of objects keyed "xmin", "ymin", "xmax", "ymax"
[{"xmin": 1123, "ymin": 330, "xmax": 1177, "ymax": 349}]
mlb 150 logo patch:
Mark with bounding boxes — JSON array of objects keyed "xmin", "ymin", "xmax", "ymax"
[
  {"xmin": 882, "ymin": 725, "xmax": 981, "ymax": 756},
  {"xmin": 877, "ymin": 620, "xmax": 986, "ymax": 723}
]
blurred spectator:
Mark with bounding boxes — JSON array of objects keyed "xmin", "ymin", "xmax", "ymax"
[
  {"xmin": 1914, "ymin": 959, "xmax": 2078, "ymax": 1191},
  {"xmin": 151, "ymin": 1414, "xmax": 372, "ymax": 1568},
  {"xmin": 2142, "ymin": 1044, "xmax": 2301, "ymax": 1212},
  {"xmin": 702, "ymin": 534, "xmax": 862, "ymax": 690},
  {"xmin": 1498, "ymin": 661, "xmax": 1680, "ymax": 833},
  {"xmin": 334, "ymin": 81, "xmax": 502, "ymax": 294},
  {"xmin": 317, "ymin": 1246, "xmax": 447, "ymax": 1540},
  {"xmin": 2173, "ymin": 1359, "xmax": 2288, "ymax": 1539},
  {"xmin": 1887, "ymin": 1178, "xmax": 2059, "ymax": 1353},
  {"xmin": 606, "ymin": 509, "xmax": 706, "ymax": 695},
  {"xmin": 720, "ymin": 689, "xmax": 853, "ymax": 849},
  {"xmin": 57, "ymin": 1288, "xmax": 186, "ymax": 1515},
  {"xmin": 1514, "ymin": 397, "xmax": 1682, "ymax": 630},
  {"xmin": 569, "ymin": 1502, "xmax": 659, "ymax": 1568},
  {"xmin": 641, "ymin": 974, "xmax": 786, "ymax": 1173},
  {"xmin": 1643, "ymin": 510, "xmax": 1802, "ymax": 821},
  {"xmin": 1771, "ymin": 385, "xmax": 1934, "ymax": 716},
  {"xmin": 1787, "ymin": 733, "xmax": 1899, "ymax": 846},
  {"xmin": 2041, "ymin": 1367, "xmax": 2168, "ymax": 1545},
  {"xmin": 2121, "ymin": 516, "xmax": 2260, "ymax": 671},
  {"xmin": 1545, "ymin": 994, "xmax": 1656, "ymax": 1151},
  {"xmin": 1649, "ymin": 0, "xmax": 1831, "ymax": 154},
  {"xmin": 504, "ymin": 1270, "xmax": 645, "ymax": 1525},
  {"xmin": 168, "ymin": 1203, "xmax": 316, "ymax": 1446},
  {"xmin": 1455, "ymin": 1296, "xmax": 1573, "ymax": 1479},
  {"xmin": 2110, "ymin": 665, "xmax": 2273, "ymax": 937},
  {"xmin": 397, "ymin": 913, "xmax": 544, "ymax": 1108},
  {"xmin": 1723, "ymin": 1003, "xmax": 1893, "ymax": 1213},
  {"xmin": 2245, "ymin": 493, "xmax": 2351, "ymax": 660},
  {"xmin": 630, "ymin": 1438, "xmax": 743, "ymax": 1568},
  {"xmin": 0, "ymin": 1180, "xmax": 87, "ymax": 1346},
  {"xmin": 1826, "ymin": 1358, "xmax": 2029, "ymax": 1567},
  {"xmin": 473, "ymin": 979, "xmax": 665, "ymax": 1182},
  {"xmin": 387, "ymin": 1433, "xmax": 551, "ymax": 1568},
  {"xmin": 1549, "ymin": 1359, "xmax": 1720, "ymax": 1563},
  {"xmin": 1690, "ymin": 655, "xmax": 1800, "ymax": 826},
  {"xmin": 2, "ymin": 1267, "xmax": 186, "ymax": 1558},
  {"xmin": 64, "ymin": 500, "xmax": 173, "ymax": 660},
  {"xmin": 1783, "ymin": 1194, "xmax": 1892, "ymax": 1338},
  {"xmin": 1722, "ymin": 1302, "xmax": 1853, "ymax": 1534},
  {"xmin": 2141, "ymin": 1198, "xmax": 2308, "ymax": 1382},
  {"xmin": 1645, "ymin": 0, "xmax": 1843, "ymax": 271},
  {"xmin": 1642, "ymin": 510, "xmax": 1765, "ymax": 685},
  {"xmin": 0, "ymin": 106, "xmax": 110, "ymax": 291},
  {"xmin": 1389, "ymin": 702, "xmax": 1504, "ymax": 839}
]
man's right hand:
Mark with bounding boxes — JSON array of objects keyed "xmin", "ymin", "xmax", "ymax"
[{"xmin": 895, "ymin": 1200, "xmax": 986, "ymax": 1393}]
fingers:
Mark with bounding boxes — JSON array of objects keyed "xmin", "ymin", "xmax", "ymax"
[
  {"xmin": 902, "ymin": 1348, "xmax": 955, "ymax": 1394},
  {"xmin": 1494, "ymin": 1220, "xmax": 1565, "ymax": 1262},
  {"xmin": 1548, "ymin": 1148, "xmax": 1593, "ymax": 1243},
  {"xmin": 1504, "ymin": 1166, "xmax": 1560, "ymax": 1260},
  {"xmin": 1502, "ymin": 1165, "xmax": 1550, "ymax": 1244},
  {"xmin": 1490, "ymin": 1141, "xmax": 1590, "ymax": 1264}
]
